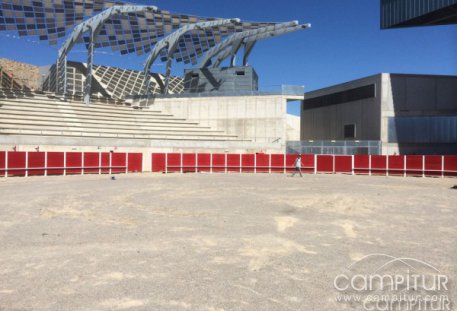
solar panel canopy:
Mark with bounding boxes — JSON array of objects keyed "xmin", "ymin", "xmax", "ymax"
[{"xmin": 0, "ymin": 0, "xmax": 276, "ymax": 64}]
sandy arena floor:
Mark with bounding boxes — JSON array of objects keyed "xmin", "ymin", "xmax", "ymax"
[{"xmin": 0, "ymin": 173, "xmax": 456, "ymax": 311}]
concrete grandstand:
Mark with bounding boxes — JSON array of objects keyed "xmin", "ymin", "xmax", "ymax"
[{"xmin": 0, "ymin": 0, "xmax": 308, "ymax": 161}]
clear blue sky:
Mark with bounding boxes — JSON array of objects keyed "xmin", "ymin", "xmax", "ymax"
[{"xmin": 1, "ymin": 0, "xmax": 456, "ymax": 115}]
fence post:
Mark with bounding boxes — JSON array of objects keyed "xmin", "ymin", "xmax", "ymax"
[
  {"xmin": 81, "ymin": 151, "xmax": 85, "ymax": 175},
  {"xmin": 314, "ymin": 154, "xmax": 317, "ymax": 175},
  {"xmin": 165, "ymin": 153, "xmax": 168, "ymax": 174},
  {"xmin": 125, "ymin": 153, "xmax": 129, "ymax": 174},
  {"xmin": 332, "ymin": 155, "xmax": 335, "ymax": 174},
  {"xmin": 63, "ymin": 152, "xmax": 67, "ymax": 176},
  {"xmin": 180, "ymin": 153, "xmax": 183, "ymax": 174},
  {"xmin": 99, "ymin": 151, "xmax": 102, "ymax": 175},
  {"xmin": 254, "ymin": 154, "xmax": 256, "ymax": 174},
  {"xmin": 369, "ymin": 155, "xmax": 372, "ymax": 176},
  {"xmin": 195, "ymin": 153, "xmax": 197, "ymax": 173},
  {"xmin": 283, "ymin": 153, "xmax": 286, "ymax": 175},
  {"xmin": 422, "ymin": 155, "xmax": 425, "ymax": 178},
  {"xmin": 351, "ymin": 155, "xmax": 355, "ymax": 176},
  {"xmin": 441, "ymin": 155, "xmax": 444, "ymax": 178},
  {"xmin": 225, "ymin": 153, "xmax": 228, "ymax": 174},
  {"xmin": 386, "ymin": 155, "xmax": 389, "ymax": 177},
  {"xmin": 403, "ymin": 156, "xmax": 406, "ymax": 178},
  {"xmin": 210, "ymin": 152, "xmax": 213, "ymax": 174},
  {"xmin": 239, "ymin": 154, "xmax": 242, "ymax": 173},
  {"xmin": 109, "ymin": 152, "xmax": 112, "ymax": 175},
  {"xmin": 269, "ymin": 154, "xmax": 271, "ymax": 174},
  {"xmin": 5, "ymin": 151, "xmax": 8, "ymax": 178},
  {"xmin": 25, "ymin": 151, "xmax": 28, "ymax": 177},
  {"xmin": 44, "ymin": 151, "xmax": 48, "ymax": 177}
]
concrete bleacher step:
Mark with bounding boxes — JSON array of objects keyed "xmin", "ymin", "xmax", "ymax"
[
  {"xmin": 0, "ymin": 108, "xmax": 208, "ymax": 127},
  {"xmin": 0, "ymin": 129, "xmax": 241, "ymax": 141},
  {"xmin": 0, "ymin": 89, "xmax": 244, "ymax": 142},
  {"xmin": 0, "ymin": 120, "xmax": 229, "ymax": 135},
  {"xmin": 0, "ymin": 98, "xmax": 170, "ymax": 117}
]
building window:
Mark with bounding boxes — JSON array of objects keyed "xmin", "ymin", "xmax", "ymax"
[
  {"xmin": 235, "ymin": 71, "xmax": 245, "ymax": 76},
  {"xmin": 303, "ymin": 84, "xmax": 376, "ymax": 110},
  {"xmin": 344, "ymin": 124, "xmax": 356, "ymax": 139}
]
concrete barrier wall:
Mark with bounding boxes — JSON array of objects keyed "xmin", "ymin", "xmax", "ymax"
[
  {"xmin": 2, "ymin": 151, "xmax": 456, "ymax": 178},
  {"xmin": 151, "ymin": 153, "xmax": 457, "ymax": 178},
  {"xmin": 0, "ymin": 151, "xmax": 142, "ymax": 177}
]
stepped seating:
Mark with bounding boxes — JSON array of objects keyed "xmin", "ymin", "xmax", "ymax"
[{"xmin": 0, "ymin": 89, "xmax": 242, "ymax": 141}]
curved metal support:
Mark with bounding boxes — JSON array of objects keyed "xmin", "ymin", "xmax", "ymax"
[
  {"xmin": 56, "ymin": 5, "xmax": 158, "ymax": 104},
  {"xmin": 211, "ymin": 23, "xmax": 311, "ymax": 68},
  {"xmin": 199, "ymin": 21, "xmax": 311, "ymax": 68},
  {"xmin": 142, "ymin": 18, "xmax": 240, "ymax": 94}
]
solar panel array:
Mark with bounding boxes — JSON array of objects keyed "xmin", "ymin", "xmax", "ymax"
[
  {"xmin": 0, "ymin": 0, "xmax": 120, "ymax": 45},
  {"xmin": 0, "ymin": 0, "xmax": 276, "ymax": 64}
]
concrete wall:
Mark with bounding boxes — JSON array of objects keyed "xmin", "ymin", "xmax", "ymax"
[
  {"xmin": 285, "ymin": 114, "xmax": 301, "ymax": 141},
  {"xmin": 183, "ymin": 66, "xmax": 258, "ymax": 93},
  {"xmin": 381, "ymin": 74, "xmax": 457, "ymax": 155},
  {"xmin": 301, "ymin": 74, "xmax": 382, "ymax": 141},
  {"xmin": 144, "ymin": 95, "xmax": 291, "ymax": 150}
]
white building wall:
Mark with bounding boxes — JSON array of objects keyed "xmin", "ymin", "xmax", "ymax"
[{"xmin": 144, "ymin": 95, "xmax": 292, "ymax": 151}]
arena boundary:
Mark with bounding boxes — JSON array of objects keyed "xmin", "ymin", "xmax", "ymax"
[
  {"xmin": 152, "ymin": 153, "xmax": 457, "ymax": 178},
  {"xmin": 1, "ymin": 151, "xmax": 456, "ymax": 178}
]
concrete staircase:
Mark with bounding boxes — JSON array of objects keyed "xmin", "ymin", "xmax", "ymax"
[{"xmin": 0, "ymin": 89, "xmax": 242, "ymax": 142}]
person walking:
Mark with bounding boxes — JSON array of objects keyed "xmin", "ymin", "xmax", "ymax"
[{"xmin": 292, "ymin": 154, "xmax": 303, "ymax": 177}]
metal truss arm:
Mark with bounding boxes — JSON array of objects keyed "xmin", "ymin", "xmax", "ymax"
[
  {"xmin": 211, "ymin": 23, "xmax": 311, "ymax": 68},
  {"xmin": 199, "ymin": 21, "xmax": 311, "ymax": 68},
  {"xmin": 142, "ymin": 18, "xmax": 240, "ymax": 94},
  {"xmin": 56, "ymin": 5, "xmax": 157, "ymax": 103}
]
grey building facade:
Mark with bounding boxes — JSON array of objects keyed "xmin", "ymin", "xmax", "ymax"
[
  {"xmin": 301, "ymin": 74, "xmax": 457, "ymax": 155},
  {"xmin": 381, "ymin": 0, "xmax": 457, "ymax": 29},
  {"xmin": 183, "ymin": 66, "xmax": 259, "ymax": 93}
]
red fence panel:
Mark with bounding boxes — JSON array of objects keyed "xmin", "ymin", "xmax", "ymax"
[
  {"xmin": 7, "ymin": 152, "xmax": 26, "ymax": 177},
  {"xmin": 182, "ymin": 153, "xmax": 196, "ymax": 173},
  {"xmin": 255, "ymin": 154, "xmax": 270, "ymax": 173},
  {"xmin": 388, "ymin": 155, "xmax": 405, "ymax": 176},
  {"xmin": 111, "ymin": 153, "xmax": 126, "ymax": 174},
  {"xmin": 354, "ymin": 155, "xmax": 370, "ymax": 175},
  {"xmin": 302, "ymin": 155, "xmax": 315, "ymax": 173},
  {"xmin": 127, "ymin": 153, "xmax": 142, "ymax": 173},
  {"xmin": 47, "ymin": 152, "xmax": 64, "ymax": 175},
  {"xmin": 371, "ymin": 155, "xmax": 387, "ymax": 176},
  {"xmin": 197, "ymin": 153, "xmax": 211, "ymax": 172},
  {"xmin": 424, "ymin": 156, "xmax": 442, "ymax": 177},
  {"xmin": 443, "ymin": 156, "xmax": 457, "ymax": 177},
  {"xmin": 0, "ymin": 151, "xmax": 5, "ymax": 177},
  {"xmin": 317, "ymin": 155, "xmax": 334, "ymax": 173},
  {"xmin": 334, "ymin": 156, "xmax": 352, "ymax": 173},
  {"xmin": 27, "ymin": 152, "xmax": 46, "ymax": 176},
  {"xmin": 66, "ymin": 152, "xmax": 82, "ymax": 175},
  {"xmin": 270, "ymin": 154, "xmax": 284, "ymax": 173},
  {"xmin": 285, "ymin": 154, "xmax": 298, "ymax": 173},
  {"xmin": 84, "ymin": 152, "xmax": 100, "ymax": 174},
  {"xmin": 152, "ymin": 153, "xmax": 166, "ymax": 173},
  {"xmin": 241, "ymin": 154, "xmax": 255, "ymax": 173},
  {"xmin": 227, "ymin": 154, "xmax": 241, "ymax": 172},
  {"xmin": 101, "ymin": 152, "xmax": 110, "ymax": 174},
  {"xmin": 212, "ymin": 154, "xmax": 226, "ymax": 173},
  {"xmin": 405, "ymin": 155, "xmax": 423, "ymax": 177},
  {"xmin": 166, "ymin": 153, "xmax": 181, "ymax": 173}
]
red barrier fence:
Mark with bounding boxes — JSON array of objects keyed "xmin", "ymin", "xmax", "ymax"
[
  {"xmin": 0, "ymin": 151, "xmax": 142, "ymax": 177},
  {"xmin": 151, "ymin": 153, "xmax": 457, "ymax": 178}
]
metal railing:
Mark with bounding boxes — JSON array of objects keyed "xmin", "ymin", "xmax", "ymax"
[
  {"xmin": 287, "ymin": 140, "xmax": 382, "ymax": 155},
  {"xmin": 129, "ymin": 84, "xmax": 305, "ymax": 100}
]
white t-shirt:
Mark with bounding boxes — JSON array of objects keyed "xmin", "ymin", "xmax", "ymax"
[{"xmin": 295, "ymin": 157, "xmax": 301, "ymax": 168}]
